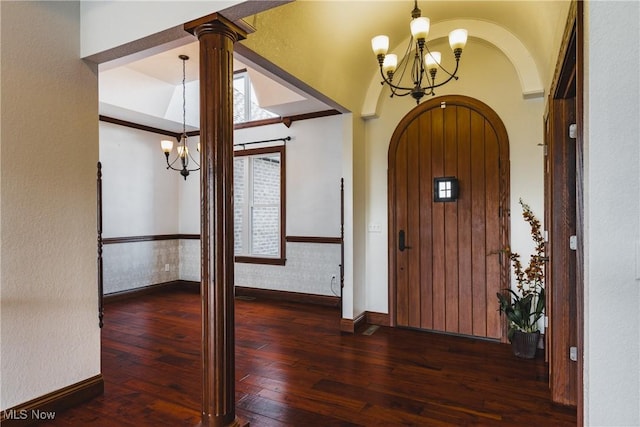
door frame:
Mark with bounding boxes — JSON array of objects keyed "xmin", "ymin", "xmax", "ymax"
[
  {"xmin": 545, "ymin": 0, "xmax": 584, "ymax": 416},
  {"xmin": 387, "ymin": 95, "xmax": 511, "ymax": 341}
]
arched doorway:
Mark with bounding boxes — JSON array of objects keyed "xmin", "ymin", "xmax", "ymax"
[{"xmin": 388, "ymin": 95, "xmax": 510, "ymax": 340}]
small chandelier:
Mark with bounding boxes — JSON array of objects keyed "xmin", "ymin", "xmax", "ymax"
[
  {"xmin": 371, "ymin": 0, "xmax": 468, "ymax": 103},
  {"xmin": 160, "ymin": 54, "xmax": 200, "ymax": 180}
]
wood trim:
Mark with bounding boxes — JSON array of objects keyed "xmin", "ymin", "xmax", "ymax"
[
  {"xmin": 545, "ymin": 0, "xmax": 583, "ymax": 411},
  {"xmin": 234, "ymin": 117, "xmax": 283, "ymax": 130},
  {"xmin": 99, "ymin": 115, "xmax": 180, "ymax": 139},
  {"xmin": 340, "ymin": 312, "xmax": 367, "ymax": 334},
  {"xmin": 102, "ymin": 234, "xmax": 200, "ymax": 244},
  {"xmin": 185, "ymin": 16, "xmax": 247, "ymax": 427},
  {"xmin": 234, "ymin": 145, "xmax": 287, "ymax": 265},
  {"xmin": 575, "ymin": 1, "xmax": 584, "ymax": 423},
  {"xmin": 282, "ymin": 110, "xmax": 341, "ymax": 128},
  {"xmin": 235, "ymin": 286, "xmax": 340, "ymax": 308},
  {"xmin": 102, "ymin": 111, "xmax": 342, "ymax": 136},
  {"xmin": 104, "ymin": 280, "xmax": 199, "ymax": 303},
  {"xmin": 548, "ymin": 97, "xmax": 578, "ymax": 407},
  {"xmin": 339, "ymin": 178, "xmax": 345, "ymax": 315},
  {"xmin": 550, "ymin": 1, "xmax": 578, "ymax": 100},
  {"xmin": 286, "ymin": 236, "xmax": 342, "ymax": 244},
  {"xmin": 0, "ymin": 375, "xmax": 104, "ymax": 426},
  {"xmin": 234, "ymin": 256, "xmax": 286, "ymax": 266},
  {"xmin": 366, "ymin": 311, "xmax": 391, "ymax": 327},
  {"xmin": 97, "ymin": 162, "xmax": 104, "ymax": 328},
  {"xmin": 180, "ymin": 234, "xmax": 201, "ymax": 240},
  {"xmin": 233, "ymin": 145, "xmax": 285, "ymax": 157}
]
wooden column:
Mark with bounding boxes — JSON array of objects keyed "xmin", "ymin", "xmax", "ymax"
[{"xmin": 184, "ymin": 14, "xmax": 248, "ymax": 427}]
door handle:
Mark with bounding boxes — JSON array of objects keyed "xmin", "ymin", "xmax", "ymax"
[{"xmin": 399, "ymin": 230, "xmax": 412, "ymax": 251}]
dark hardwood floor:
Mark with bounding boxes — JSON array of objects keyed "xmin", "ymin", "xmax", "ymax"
[{"xmin": 43, "ymin": 287, "xmax": 576, "ymax": 426}]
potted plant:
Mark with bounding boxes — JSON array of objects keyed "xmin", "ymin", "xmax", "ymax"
[{"xmin": 497, "ymin": 198, "xmax": 545, "ymax": 359}]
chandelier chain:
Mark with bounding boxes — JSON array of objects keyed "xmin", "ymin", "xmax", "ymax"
[{"xmin": 182, "ymin": 57, "xmax": 187, "ymax": 139}]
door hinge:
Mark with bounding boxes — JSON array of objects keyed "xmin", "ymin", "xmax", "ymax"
[
  {"xmin": 538, "ymin": 143, "xmax": 548, "ymax": 156},
  {"xmin": 569, "ymin": 235, "xmax": 578, "ymax": 251},
  {"xmin": 569, "ymin": 123, "xmax": 577, "ymax": 139},
  {"xmin": 569, "ymin": 346, "xmax": 578, "ymax": 362}
]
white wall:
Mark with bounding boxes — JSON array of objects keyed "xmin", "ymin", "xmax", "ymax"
[
  {"xmin": 99, "ymin": 122, "xmax": 186, "ymax": 294},
  {"xmin": 584, "ymin": 1, "xmax": 640, "ymax": 425},
  {"xmin": 0, "ymin": 1, "xmax": 100, "ymax": 410},
  {"xmin": 80, "ymin": 1, "xmax": 243, "ymax": 58},
  {"xmin": 363, "ymin": 38, "xmax": 546, "ymax": 315},
  {"xmin": 100, "ymin": 122, "xmax": 181, "ymax": 237},
  {"xmin": 101, "ymin": 115, "xmax": 345, "ymax": 296}
]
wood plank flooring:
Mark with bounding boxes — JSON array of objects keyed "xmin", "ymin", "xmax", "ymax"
[{"xmin": 42, "ymin": 287, "xmax": 576, "ymax": 426}]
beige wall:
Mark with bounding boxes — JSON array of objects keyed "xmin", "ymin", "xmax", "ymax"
[
  {"xmin": 363, "ymin": 39, "xmax": 546, "ymax": 314},
  {"xmin": 0, "ymin": 1, "xmax": 100, "ymax": 409}
]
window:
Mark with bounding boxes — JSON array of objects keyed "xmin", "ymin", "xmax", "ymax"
[
  {"xmin": 233, "ymin": 72, "xmax": 279, "ymax": 124},
  {"xmin": 234, "ymin": 146, "xmax": 285, "ymax": 265},
  {"xmin": 433, "ymin": 176, "xmax": 459, "ymax": 202}
]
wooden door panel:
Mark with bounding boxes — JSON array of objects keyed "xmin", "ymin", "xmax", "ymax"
[
  {"xmin": 389, "ymin": 96, "xmax": 510, "ymax": 340},
  {"xmin": 484, "ymin": 124, "xmax": 502, "ymax": 339},
  {"xmin": 430, "ymin": 106, "xmax": 446, "ymax": 332},
  {"xmin": 470, "ymin": 110, "xmax": 488, "ymax": 337},
  {"xmin": 395, "ymin": 132, "xmax": 409, "ymax": 327},
  {"xmin": 407, "ymin": 118, "xmax": 422, "ymax": 328},
  {"xmin": 444, "ymin": 106, "xmax": 460, "ymax": 333},
  {"xmin": 457, "ymin": 107, "xmax": 473, "ymax": 336},
  {"xmin": 418, "ymin": 113, "xmax": 434, "ymax": 330}
]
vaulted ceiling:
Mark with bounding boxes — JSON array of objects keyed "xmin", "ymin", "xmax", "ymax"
[{"xmin": 98, "ymin": 0, "xmax": 571, "ymax": 132}]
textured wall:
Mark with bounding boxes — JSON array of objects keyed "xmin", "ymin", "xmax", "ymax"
[
  {"xmin": 103, "ymin": 241, "xmax": 180, "ymax": 294},
  {"xmin": 237, "ymin": 242, "xmax": 341, "ymax": 296},
  {"xmin": 0, "ymin": 1, "xmax": 100, "ymax": 410},
  {"xmin": 179, "ymin": 239, "xmax": 341, "ymax": 296},
  {"xmin": 584, "ymin": 1, "xmax": 640, "ymax": 425}
]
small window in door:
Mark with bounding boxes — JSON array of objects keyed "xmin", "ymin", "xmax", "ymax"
[{"xmin": 434, "ymin": 177, "xmax": 459, "ymax": 202}]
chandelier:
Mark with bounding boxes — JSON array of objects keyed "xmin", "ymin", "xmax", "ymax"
[
  {"xmin": 371, "ymin": 0, "xmax": 468, "ymax": 103},
  {"xmin": 160, "ymin": 54, "xmax": 200, "ymax": 180}
]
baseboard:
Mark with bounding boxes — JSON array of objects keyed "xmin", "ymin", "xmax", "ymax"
[
  {"xmin": 235, "ymin": 286, "xmax": 340, "ymax": 308},
  {"xmin": 0, "ymin": 374, "xmax": 104, "ymax": 426},
  {"xmin": 340, "ymin": 312, "xmax": 367, "ymax": 333},
  {"xmin": 366, "ymin": 311, "xmax": 391, "ymax": 326},
  {"xmin": 104, "ymin": 280, "xmax": 199, "ymax": 303},
  {"xmin": 105, "ymin": 282, "xmax": 340, "ymax": 309}
]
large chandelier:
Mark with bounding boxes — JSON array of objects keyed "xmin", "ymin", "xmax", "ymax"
[
  {"xmin": 371, "ymin": 0, "xmax": 468, "ymax": 103},
  {"xmin": 160, "ymin": 54, "xmax": 200, "ymax": 180}
]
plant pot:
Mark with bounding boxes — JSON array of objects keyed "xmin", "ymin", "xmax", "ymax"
[{"xmin": 510, "ymin": 330, "xmax": 540, "ymax": 359}]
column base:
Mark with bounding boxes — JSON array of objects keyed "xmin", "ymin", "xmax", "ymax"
[{"xmin": 195, "ymin": 416, "xmax": 249, "ymax": 427}]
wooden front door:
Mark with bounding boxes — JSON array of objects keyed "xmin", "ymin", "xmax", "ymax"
[{"xmin": 389, "ymin": 95, "xmax": 510, "ymax": 340}]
